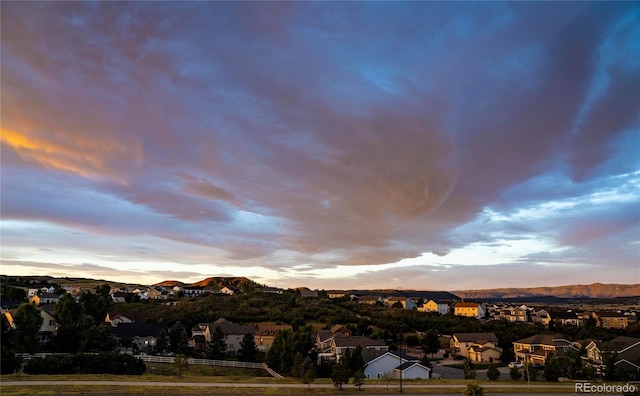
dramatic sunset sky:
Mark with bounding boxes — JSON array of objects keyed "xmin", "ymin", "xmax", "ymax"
[{"xmin": 1, "ymin": 2, "xmax": 638, "ymax": 290}]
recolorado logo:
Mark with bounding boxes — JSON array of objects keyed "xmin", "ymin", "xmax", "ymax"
[{"xmin": 575, "ymin": 382, "xmax": 637, "ymax": 393}]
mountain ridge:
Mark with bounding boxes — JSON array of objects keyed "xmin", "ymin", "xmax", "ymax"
[{"xmin": 453, "ymin": 283, "xmax": 640, "ymax": 299}]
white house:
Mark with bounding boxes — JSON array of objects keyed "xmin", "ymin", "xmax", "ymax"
[
  {"xmin": 364, "ymin": 351, "xmax": 431, "ymax": 380},
  {"xmin": 365, "ymin": 351, "xmax": 409, "ymax": 379},
  {"xmin": 396, "ymin": 361, "xmax": 431, "ymax": 379}
]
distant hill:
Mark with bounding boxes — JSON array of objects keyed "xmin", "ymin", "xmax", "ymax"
[
  {"xmin": 153, "ymin": 280, "xmax": 185, "ymax": 288},
  {"xmin": 453, "ymin": 283, "xmax": 640, "ymax": 299},
  {"xmin": 188, "ymin": 276, "xmax": 257, "ymax": 289},
  {"xmin": 350, "ymin": 289, "xmax": 460, "ymax": 301}
]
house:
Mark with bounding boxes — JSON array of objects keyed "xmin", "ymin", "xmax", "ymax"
[
  {"xmin": 145, "ymin": 287, "xmax": 163, "ymax": 300},
  {"xmin": 357, "ymin": 295, "xmax": 382, "ymax": 305},
  {"xmin": 450, "ymin": 333, "xmax": 500, "ymax": 360},
  {"xmin": 584, "ymin": 336, "xmax": 640, "ymax": 376},
  {"xmin": 418, "ymin": 300, "xmax": 450, "ymax": 315},
  {"xmin": 551, "ymin": 311, "xmax": 584, "ymax": 327},
  {"xmin": 183, "ymin": 286, "xmax": 206, "ymax": 297},
  {"xmin": 28, "ymin": 289, "xmax": 39, "ymax": 297},
  {"xmin": 385, "ymin": 297, "xmax": 417, "ymax": 310},
  {"xmin": 454, "ymin": 302, "xmax": 486, "ymax": 318},
  {"xmin": 592, "ymin": 311, "xmax": 628, "ymax": 329},
  {"xmin": 498, "ymin": 306, "xmax": 529, "ymax": 323},
  {"xmin": 200, "ymin": 318, "xmax": 254, "ymax": 355},
  {"xmin": 396, "ymin": 361, "xmax": 431, "ymax": 379},
  {"xmin": 513, "ymin": 334, "xmax": 579, "ymax": 365},
  {"xmin": 531, "ymin": 309, "xmax": 552, "ymax": 327},
  {"xmin": 115, "ymin": 322, "xmax": 168, "ymax": 353},
  {"xmin": 299, "ymin": 288, "xmax": 318, "ymax": 298},
  {"xmin": 220, "ymin": 286, "xmax": 240, "ymax": 295},
  {"xmin": 364, "ymin": 351, "xmax": 431, "ymax": 379},
  {"xmin": 316, "ymin": 325, "xmax": 353, "ymax": 353},
  {"xmin": 40, "ymin": 286, "xmax": 55, "ymax": 294},
  {"xmin": 259, "ymin": 287, "xmax": 284, "ymax": 294},
  {"xmin": 105, "ymin": 311, "xmax": 141, "ymax": 327},
  {"xmin": 111, "ymin": 292, "xmax": 128, "ymax": 303},
  {"xmin": 255, "ymin": 324, "xmax": 293, "ymax": 352},
  {"xmin": 38, "ymin": 305, "xmax": 58, "ymax": 344},
  {"xmin": 331, "ymin": 336, "xmax": 388, "ymax": 361},
  {"xmin": 327, "ymin": 291, "xmax": 347, "ymax": 299},
  {"xmin": 39, "ymin": 293, "xmax": 61, "ymax": 305}
]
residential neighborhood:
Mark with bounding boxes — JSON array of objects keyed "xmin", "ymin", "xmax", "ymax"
[{"xmin": 2, "ymin": 275, "xmax": 639, "ymax": 385}]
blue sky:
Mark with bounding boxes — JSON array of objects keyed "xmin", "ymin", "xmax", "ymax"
[{"xmin": 1, "ymin": 2, "xmax": 638, "ymax": 290}]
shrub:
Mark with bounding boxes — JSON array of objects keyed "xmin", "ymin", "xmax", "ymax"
[{"xmin": 23, "ymin": 353, "xmax": 146, "ymax": 375}]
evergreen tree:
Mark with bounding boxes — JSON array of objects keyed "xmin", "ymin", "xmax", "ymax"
[
  {"xmin": 169, "ymin": 321, "xmax": 189, "ymax": 355},
  {"xmin": 463, "ymin": 358, "xmax": 476, "ymax": 379},
  {"xmin": 206, "ymin": 325, "xmax": 227, "ymax": 359},
  {"xmin": 302, "ymin": 367, "xmax": 316, "ymax": 389},
  {"xmin": 238, "ymin": 332, "xmax": 258, "ymax": 362},
  {"xmin": 13, "ymin": 302, "xmax": 43, "ymax": 353},
  {"xmin": 544, "ymin": 356, "xmax": 560, "ymax": 382},
  {"xmin": 509, "ymin": 366, "xmax": 522, "ymax": 380},
  {"xmin": 331, "ymin": 358, "xmax": 350, "ymax": 390},
  {"xmin": 487, "ymin": 363, "xmax": 500, "ymax": 381},
  {"xmin": 155, "ymin": 328, "xmax": 169, "ymax": 355},
  {"xmin": 421, "ymin": 330, "xmax": 441, "ymax": 358},
  {"xmin": 563, "ymin": 348, "xmax": 582, "ymax": 380}
]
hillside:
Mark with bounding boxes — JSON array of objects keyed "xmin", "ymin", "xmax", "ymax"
[{"xmin": 453, "ymin": 283, "xmax": 640, "ymax": 299}]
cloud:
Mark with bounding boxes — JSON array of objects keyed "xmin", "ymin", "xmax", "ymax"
[{"xmin": 1, "ymin": 2, "xmax": 638, "ymax": 288}]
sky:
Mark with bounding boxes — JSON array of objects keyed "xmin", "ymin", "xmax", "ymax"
[{"xmin": 1, "ymin": 2, "xmax": 639, "ymax": 291}]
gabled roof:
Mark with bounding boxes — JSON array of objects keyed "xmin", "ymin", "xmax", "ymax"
[
  {"xmin": 333, "ymin": 336, "xmax": 387, "ymax": 348},
  {"xmin": 396, "ymin": 361, "xmax": 430, "ymax": 372},
  {"xmin": 364, "ymin": 350, "xmax": 412, "ymax": 365},
  {"xmin": 514, "ymin": 334, "xmax": 569, "ymax": 346},
  {"xmin": 594, "ymin": 311, "xmax": 627, "ymax": 318},
  {"xmin": 454, "ymin": 333, "xmax": 498, "ymax": 343},
  {"xmin": 456, "ymin": 302, "xmax": 481, "ymax": 308},
  {"xmin": 605, "ymin": 336, "xmax": 640, "ymax": 353},
  {"xmin": 207, "ymin": 319, "xmax": 254, "ymax": 335},
  {"xmin": 115, "ymin": 322, "xmax": 168, "ymax": 338}
]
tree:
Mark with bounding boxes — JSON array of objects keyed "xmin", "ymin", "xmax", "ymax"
[
  {"xmin": 174, "ymin": 354, "xmax": 189, "ymax": 377},
  {"xmin": 524, "ymin": 362, "xmax": 537, "ymax": 384},
  {"xmin": 169, "ymin": 321, "xmax": 189, "ymax": 355},
  {"xmin": 405, "ymin": 335, "xmax": 420, "ymax": 347},
  {"xmin": 353, "ymin": 370, "xmax": 365, "ymax": 391},
  {"xmin": 345, "ymin": 346, "xmax": 365, "ymax": 376},
  {"xmin": 238, "ymin": 332, "xmax": 258, "ymax": 362},
  {"xmin": 13, "ymin": 302, "xmax": 43, "ymax": 353},
  {"xmin": 463, "ymin": 358, "xmax": 476, "ymax": 379},
  {"xmin": 331, "ymin": 358, "xmax": 350, "ymax": 390},
  {"xmin": 155, "ymin": 328, "xmax": 169, "ymax": 355},
  {"xmin": 563, "ymin": 348, "xmax": 582, "ymax": 380},
  {"xmin": 54, "ymin": 293, "xmax": 91, "ymax": 352},
  {"xmin": 85, "ymin": 325, "xmax": 117, "ymax": 352},
  {"xmin": 1, "ymin": 314, "xmax": 21, "ymax": 374},
  {"xmin": 302, "ymin": 367, "xmax": 316, "ymax": 389},
  {"xmin": 79, "ymin": 284, "xmax": 112, "ymax": 325},
  {"xmin": 421, "ymin": 330, "xmax": 441, "ymax": 358},
  {"xmin": 487, "ymin": 363, "xmax": 500, "ymax": 381},
  {"xmin": 544, "ymin": 356, "xmax": 560, "ymax": 382},
  {"xmin": 509, "ymin": 366, "xmax": 522, "ymax": 380},
  {"xmin": 206, "ymin": 325, "xmax": 227, "ymax": 359},
  {"xmin": 464, "ymin": 383, "xmax": 485, "ymax": 396},
  {"xmin": 380, "ymin": 371, "xmax": 394, "ymax": 390}
]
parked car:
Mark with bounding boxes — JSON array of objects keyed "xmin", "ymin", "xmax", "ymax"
[
  {"xmin": 453, "ymin": 355, "xmax": 465, "ymax": 360},
  {"xmin": 508, "ymin": 362, "xmax": 524, "ymax": 368},
  {"xmin": 533, "ymin": 363, "xmax": 545, "ymax": 370}
]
